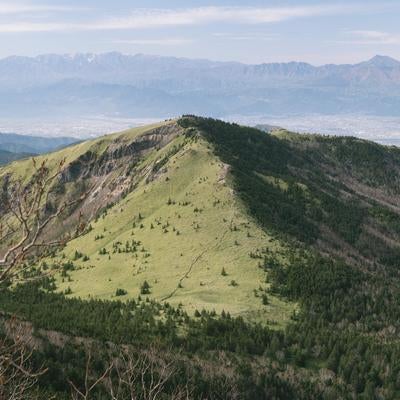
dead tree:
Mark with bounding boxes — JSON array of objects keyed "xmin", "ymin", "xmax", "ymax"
[
  {"xmin": 107, "ymin": 346, "xmax": 180, "ymax": 400},
  {"xmin": 0, "ymin": 158, "xmax": 89, "ymax": 397},
  {"xmin": 69, "ymin": 345, "xmax": 191, "ymax": 400},
  {"xmin": 0, "ymin": 158, "xmax": 87, "ymax": 284},
  {"xmin": 0, "ymin": 317, "xmax": 47, "ymax": 400},
  {"xmin": 68, "ymin": 350, "xmax": 113, "ymax": 400}
]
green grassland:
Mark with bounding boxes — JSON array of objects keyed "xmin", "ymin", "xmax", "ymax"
[
  {"xmin": 51, "ymin": 135, "xmax": 294, "ymax": 324},
  {"xmin": 3, "ymin": 117, "xmax": 400, "ymax": 399},
  {"xmin": 6, "ymin": 116, "xmax": 400, "ymax": 328}
]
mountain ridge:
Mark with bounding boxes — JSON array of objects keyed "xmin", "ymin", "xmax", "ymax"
[
  {"xmin": 3, "ymin": 51, "xmax": 399, "ymax": 70},
  {"xmin": 2, "ymin": 117, "xmax": 400, "ymax": 398},
  {"xmin": 2, "ymin": 52, "xmax": 400, "ymax": 88},
  {"xmin": 0, "ymin": 52, "xmax": 399, "ymax": 118},
  {"xmin": 2, "ymin": 117, "xmax": 399, "ymax": 318}
]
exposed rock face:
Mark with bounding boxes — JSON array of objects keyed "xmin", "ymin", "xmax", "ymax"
[{"xmin": 62, "ymin": 123, "xmax": 181, "ymax": 181}]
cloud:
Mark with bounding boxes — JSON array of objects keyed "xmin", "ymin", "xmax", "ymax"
[
  {"xmin": 350, "ymin": 30, "xmax": 391, "ymax": 39},
  {"xmin": 81, "ymin": 5, "xmax": 380, "ymax": 30},
  {"xmin": 0, "ymin": 4, "xmax": 386, "ymax": 33},
  {"xmin": 113, "ymin": 38, "xmax": 192, "ymax": 46},
  {"xmin": 0, "ymin": 3, "xmax": 83, "ymax": 14},
  {"xmin": 213, "ymin": 32, "xmax": 279, "ymax": 41},
  {"xmin": 0, "ymin": 22, "xmax": 70, "ymax": 33},
  {"xmin": 92, "ymin": 6, "xmax": 333, "ymax": 29},
  {"xmin": 339, "ymin": 30, "xmax": 400, "ymax": 45}
]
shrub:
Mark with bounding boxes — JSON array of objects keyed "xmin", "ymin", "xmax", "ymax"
[
  {"xmin": 140, "ymin": 281, "xmax": 151, "ymax": 295},
  {"xmin": 115, "ymin": 288, "xmax": 128, "ymax": 296}
]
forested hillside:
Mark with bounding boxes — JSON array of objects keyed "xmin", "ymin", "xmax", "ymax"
[{"xmin": 1, "ymin": 117, "xmax": 400, "ymax": 399}]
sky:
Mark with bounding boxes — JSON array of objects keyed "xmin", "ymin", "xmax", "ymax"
[{"xmin": 0, "ymin": 0, "xmax": 399, "ymax": 65}]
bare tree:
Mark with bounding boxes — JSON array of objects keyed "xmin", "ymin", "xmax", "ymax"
[
  {"xmin": 0, "ymin": 158, "xmax": 90, "ymax": 398},
  {"xmin": 0, "ymin": 158, "xmax": 87, "ymax": 284},
  {"xmin": 68, "ymin": 350, "xmax": 113, "ymax": 400},
  {"xmin": 0, "ymin": 317, "xmax": 47, "ymax": 400},
  {"xmin": 68, "ymin": 346, "xmax": 191, "ymax": 400},
  {"xmin": 107, "ymin": 346, "xmax": 181, "ymax": 400}
]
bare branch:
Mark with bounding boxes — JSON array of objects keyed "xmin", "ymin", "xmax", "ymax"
[
  {"xmin": 0, "ymin": 317, "xmax": 47, "ymax": 400},
  {"xmin": 105, "ymin": 346, "xmax": 188, "ymax": 400},
  {"xmin": 0, "ymin": 158, "xmax": 90, "ymax": 284},
  {"xmin": 68, "ymin": 350, "xmax": 113, "ymax": 400}
]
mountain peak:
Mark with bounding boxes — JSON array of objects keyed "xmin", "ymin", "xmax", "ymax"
[{"xmin": 364, "ymin": 55, "xmax": 400, "ymax": 68}]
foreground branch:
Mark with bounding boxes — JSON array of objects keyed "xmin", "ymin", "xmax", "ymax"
[{"xmin": 0, "ymin": 158, "xmax": 89, "ymax": 284}]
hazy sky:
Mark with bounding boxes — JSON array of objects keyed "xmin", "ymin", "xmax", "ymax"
[{"xmin": 0, "ymin": 0, "xmax": 399, "ymax": 64}]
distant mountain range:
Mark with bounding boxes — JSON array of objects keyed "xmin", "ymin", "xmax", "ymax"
[
  {"xmin": 0, "ymin": 132, "xmax": 77, "ymax": 165},
  {"xmin": 0, "ymin": 149, "xmax": 32, "ymax": 165},
  {"xmin": 0, "ymin": 52, "xmax": 399, "ymax": 118}
]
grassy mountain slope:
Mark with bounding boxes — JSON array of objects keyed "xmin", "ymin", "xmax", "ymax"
[
  {"xmin": 185, "ymin": 117, "xmax": 400, "ymax": 270},
  {"xmin": 0, "ymin": 119, "xmax": 295, "ymax": 324},
  {"xmin": 2, "ymin": 117, "xmax": 400, "ymax": 399},
  {"xmin": 55, "ymin": 134, "xmax": 292, "ymax": 322},
  {"xmin": 2, "ymin": 116, "xmax": 400, "ymax": 324}
]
